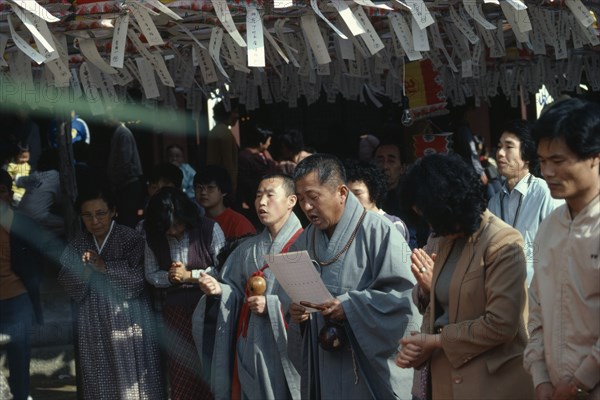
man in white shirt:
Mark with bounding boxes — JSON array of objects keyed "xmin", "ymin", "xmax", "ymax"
[
  {"xmin": 488, "ymin": 120, "xmax": 562, "ymax": 286},
  {"xmin": 524, "ymin": 98, "xmax": 600, "ymax": 400}
]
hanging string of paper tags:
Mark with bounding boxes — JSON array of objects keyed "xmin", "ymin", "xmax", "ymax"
[{"xmin": 0, "ymin": 0, "xmax": 598, "ymax": 115}]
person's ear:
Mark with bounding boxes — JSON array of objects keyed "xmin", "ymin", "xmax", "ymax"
[
  {"xmin": 338, "ymin": 185, "xmax": 349, "ymax": 202},
  {"xmin": 287, "ymin": 194, "xmax": 297, "ymax": 209},
  {"xmin": 591, "ymin": 153, "xmax": 600, "ymax": 169}
]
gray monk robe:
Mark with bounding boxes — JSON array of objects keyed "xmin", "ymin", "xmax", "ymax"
[
  {"xmin": 289, "ymin": 192, "xmax": 418, "ymax": 400},
  {"xmin": 192, "ymin": 213, "xmax": 303, "ymax": 400}
]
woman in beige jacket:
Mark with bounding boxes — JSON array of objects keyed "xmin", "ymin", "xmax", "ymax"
[{"xmin": 396, "ymin": 154, "xmax": 533, "ymax": 400}]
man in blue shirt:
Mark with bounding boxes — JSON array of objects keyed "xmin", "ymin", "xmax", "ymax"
[{"xmin": 488, "ymin": 120, "xmax": 562, "ymax": 286}]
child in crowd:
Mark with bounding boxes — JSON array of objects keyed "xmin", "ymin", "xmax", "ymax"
[{"xmin": 6, "ymin": 144, "xmax": 31, "ymax": 206}]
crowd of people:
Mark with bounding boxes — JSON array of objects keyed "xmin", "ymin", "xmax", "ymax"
[{"xmin": 0, "ymin": 97, "xmax": 598, "ymax": 400}]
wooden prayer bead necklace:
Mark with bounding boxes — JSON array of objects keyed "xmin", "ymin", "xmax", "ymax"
[{"xmin": 312, "ymin": 208, "xmax": 367, "ymax": 267}]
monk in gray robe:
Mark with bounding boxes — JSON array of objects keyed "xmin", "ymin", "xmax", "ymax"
[
  {"xmin": 193, "ymin": 174, "xmax": 303, "ymax": 400},
  {"xmin": 289, "ymin": 154, "xmax": 419, "ymax": 399}
]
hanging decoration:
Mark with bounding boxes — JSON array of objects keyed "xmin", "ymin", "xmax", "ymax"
[{"xmin": 0, "ymin": 0, "xmax": 598, "ymax": 115}]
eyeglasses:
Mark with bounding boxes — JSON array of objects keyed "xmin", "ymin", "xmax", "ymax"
[
  {"xmin": 195, "ymin": 184, "xmax": 218, "ymax": 193},
  {"xmin": 81, "ymin": 210, "xmax": 110, "ymax": 221}
]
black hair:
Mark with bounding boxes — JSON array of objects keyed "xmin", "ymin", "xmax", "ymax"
[
  {"xmin": 533, "ymin": 98, "xmax": 600, "ymax": 160},
  {"xmin": 215, "ymin": 233, "xmax": 255, "ymax": 271},
  {"xmin": 499, "ymin": 120, "xmax": 540, "ymax": 177},
  {"xmin": 194, "ymin": 165, "xmax": 232, "ymax": 195},
  {"xmin": 292, "ymin": 154, "xmax": 346, "ymax": 189},
  {"xmin": 245, "ymin": 126, "xmax": 273, "ymax": 148},
  {"xmin": 272, "ymin": 128, "xmax": 305, "ymax": 161},
  {"xmin": 374, "ymin": 141, "xmax": 402, "ymax": 161},
  {"xmin": 344, "ymin": 159, "xmax": 388, "ymax": 208},
  {"xmin": 166, "ymin": 144, "xmax": 183, "ymax": 153},
  {"xmin": 149, "ymin": 163, "xmax": 183, "ymax": 189},
  {"xmin": 260, "ymin": 173, "xmax": 295, "ymax": 196},
  {"xmin": 75, "ymin": 187, "xmax": 116, "ymax": 213},
  {"xmin": 279, "ymin": 129, "xmax": 304, "ymax": 154},
  {"xmin": 400, "ymin": 154, "xmax": 486, "ymax": 237},
  {"xmin": 212, "ymin": 101, "xmax": 238, "ymax": 123},
  {"xmin": 144, "ymin": 187, "xmax": 201, "ymax": 235}
]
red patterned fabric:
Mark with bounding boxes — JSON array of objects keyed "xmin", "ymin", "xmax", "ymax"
[
  {"xmin": 413, "ymin": 132, "xmax": 452, "ymax": 158},
  {"xmin": 163, "ymin": 304, "xmax": 214, "ymax": 400}
]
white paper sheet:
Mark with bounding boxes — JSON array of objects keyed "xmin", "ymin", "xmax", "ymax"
[{"xmin": 264, "ymin": 250, "xmax": 334, "ymax": 311}]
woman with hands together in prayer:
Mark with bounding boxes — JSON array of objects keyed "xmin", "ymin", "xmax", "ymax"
[
  {"xmin": 144, "ymin": 187, "xmax": 225, "ymax": 400},
  {"xmin": 58, "ymin": 188, "xmax": 163, "ymax": 399},
  {"xmin": 395, "ymin": 154, "xmax": 533, "ymax": 400}
]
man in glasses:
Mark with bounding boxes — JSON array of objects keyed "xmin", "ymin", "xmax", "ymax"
[
  {"xmin": 194, "ymin": 165, "xmax": 255, "ymax": 240},
  {"xmin": 288, "ymin": 154, "xmax": 418, "ymax": 400}
]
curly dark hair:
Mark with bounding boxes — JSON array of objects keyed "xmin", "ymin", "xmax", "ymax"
[
  {"xmin": 400, "ymin": 154, "xmax": 486, "ymax": 237},
  {"xmin": 344, "ymin": 159, "xmax": 388, "ymax": 208}
]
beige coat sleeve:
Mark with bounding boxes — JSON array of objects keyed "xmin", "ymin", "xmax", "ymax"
[{"xmin": 440, "ymin": 227, "xmax": 527, "ymax": 369}]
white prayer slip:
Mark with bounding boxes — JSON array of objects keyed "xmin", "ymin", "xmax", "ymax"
[
  {"xmin": 9, "ymin": 0, "xmax": 59, "ymax": 22},
  {"xmin": 463, "ymin": 1, "xmax": 496, "ymax": 30},
  {"xmin": 209, "ymin": 26, "xmax": 230, "ymax": 79},
  {"xmin": 211, "ymin": 0, "xmax": 246, "ymax": 47},
  {"xmin": 411, "ymin": 16, "xmax": 429, "ymax": 52},
  {"xmin": 137, "ymin": 0, "xmax": 183, "ymax": 21},
  {"xmin": 10, "ymin": 5, "xmax": 56, "ymax": 57},
  {"xmin": 195, "ymin": 45, "xmax": 219, "ymax": 84},
  {"xmin": 264, "ymin": 251, "xmax": 334, "ymax": 312},
  {"xmin": 404, "ymin": 0, "xmax": 435, "ymax": 30},
  {"xmin": 79, "ymin": 62, "xmax": 106, "ymax": 115},
  {"xmin": 246, "ymin": 4, "xmax": 265, "ymax": 68},
  {"xmin": 353, "ymin": 6, "xmax": 384, "ymax": 55},
  {"xmin": 301, "ymin": 14, "xmax": 331, "ymax": 65},
  {"xmin": 263, "ymin": 28, "xmax": 289, "ymax": 64},
  {"xmin": 331, "ymin": 0, "xmax": 365, "ymax": 36},
  {"xmin": 78, "ymin": 38, "xmax": 118, "ymax": 74},
  {"xmin": 388, "ymin": 14, "xmax": 422, "ymax": 61},
  {"xmin": 129, "ymin": 3, "xmax": 164, "ymax": 46},
  {"xmin": 111, "ymin": 13, "xmax": 130, "ymax": 68},
  {"xmin": 565, "ymin": 0, "xmax": 594, "ymax": 27},
  {"xmin": 135, "ymin": 57, "xmax": 161, "ymax": 99},
  {"xmin": 310, "ymin": 0, "xmax": 347, "ymax": 39},
  {"xmin": 449, "ymin": 5, "xmax": 479, "ymax": 45},
  {"xmin": 8, "ymin": 15, "xmax": 45, "ymax": 64}
]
